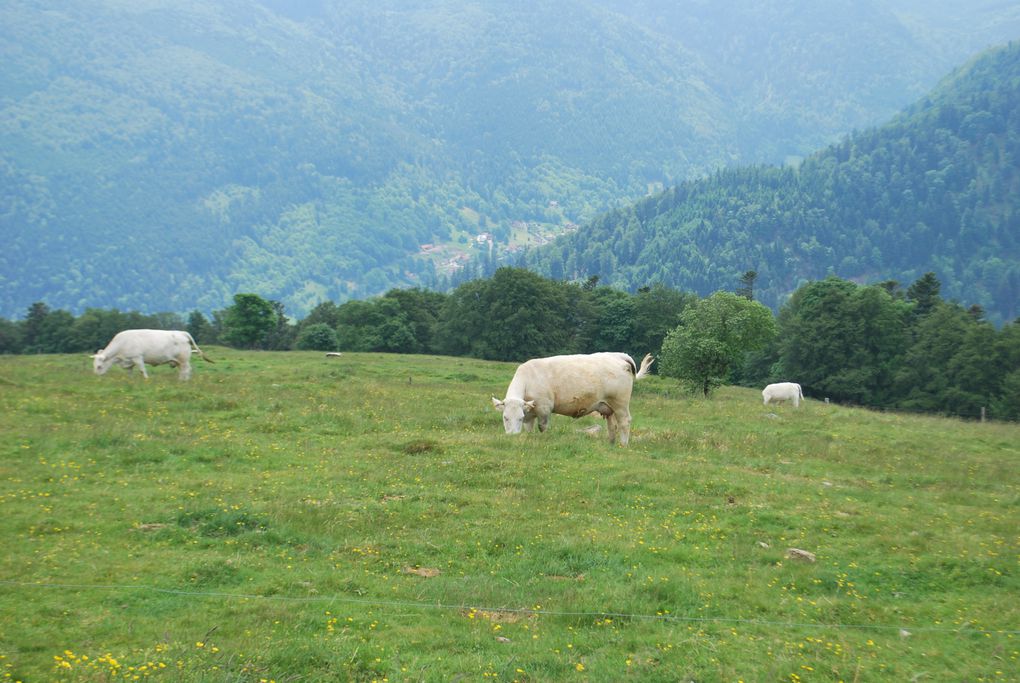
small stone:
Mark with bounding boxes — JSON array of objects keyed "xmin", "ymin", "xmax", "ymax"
[
  {"xmin": 403, "ymin": 566, "xmax": 441, "ymax": 578},
  {"xmin": 786, "ymin": 548, "xmax": 816, "ymax": 562}
]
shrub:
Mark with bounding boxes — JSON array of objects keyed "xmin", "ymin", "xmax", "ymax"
[{"xmin": 296, "ymin": 323, "xmax": 338, "ymax": 351}]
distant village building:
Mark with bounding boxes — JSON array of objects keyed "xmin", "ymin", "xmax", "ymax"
[{"xmin": 446, "ymin": 252, "xmax": 471, "ymax": 268}]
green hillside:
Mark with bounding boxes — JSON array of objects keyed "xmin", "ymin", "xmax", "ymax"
[
  {"xmin": 1, "ymin": 351, "xmax": 1017, "ymax": 680},
  {"xmin": 1, "ymin": 0, "xmax": 1011, "ymax": 318},
  {"xmin": 0, "ymin": 0, "xmax": 723, "ymax": 318},
  {"xmin": 519, "ymin": 42, "xmax": 1020, "ymax": 324}
]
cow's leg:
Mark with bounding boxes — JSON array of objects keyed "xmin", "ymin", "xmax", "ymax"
[
  {"xmin": 792, "ymin": 395, "xmax": 799, "ymax": 408},
  {"xmin": 606, "ymin": 413, "xmax": 618, "ymax": 444},
  {"xmin": 533, "ymin": 402, "xmax": 553, "ymax": 432},
  {"xmin": 523, "ymin": 414, "xmax": 537, "ymax": 432},
  {"xmin": 178, "ymin": 359, "xmax": 192, "ymax": 381},
  {"xmin": 132, "ymin": 357, "xmax": 149, "ymax": 379},
  {"xmin": 537, "ymin": 412, "xmax": 550, "ymax": 432},
  {"xmin": 614, "ymin": 407, "xmax": 632, "ymax": 446}
]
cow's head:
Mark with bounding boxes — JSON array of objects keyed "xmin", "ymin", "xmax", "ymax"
[
  {"xmin": 91, "ymin": 352, "xmax": 112, "ymax": 375},
  {"xmin": 491, "ymin": 397, "xmax": 536, "ymax": 434}
]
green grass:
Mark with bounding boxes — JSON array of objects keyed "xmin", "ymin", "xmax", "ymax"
[{"xmin": 1, "ymin": 350, "xmax": 1017, "ymax": 682}]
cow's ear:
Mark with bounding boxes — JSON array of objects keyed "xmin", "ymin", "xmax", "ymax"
[
  {"xmin": 524, "ymin": 400, "xmax": 537, "ymax": 413},
  {"xmin": 491, "ymin": 397, "xmax": 504, "ymax": 410}
]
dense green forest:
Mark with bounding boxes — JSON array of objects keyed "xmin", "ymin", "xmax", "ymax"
[
  {"xmin": 2, "ymin": 1, "xmax": 1016, "ymax": 319},
  {"xmin": 4, "ymin": 268, "xmax": 1018, "ymax": 422},
  {"xmin": 515, "ymin": 41, "xmax": 1020, "ymax": 325}
]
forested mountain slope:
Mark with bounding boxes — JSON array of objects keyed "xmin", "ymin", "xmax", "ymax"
[
  {"xmin": 519, "ymin": 42, "xmax": 1020, "ymax": 325},
  {"xmin": 0, "ymin": 0, "xmax": 1015, "ymax": 318}
]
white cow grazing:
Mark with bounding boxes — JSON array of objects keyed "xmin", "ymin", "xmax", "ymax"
[
  {"xmin": 93, "ymin": 329, "xmax": 213, "ymax": 380},
  {"xmin": 492, "ymin": 352, "xmax": 654, "ymax": 446},
  {"xmin": 762, "ymin": 382, "xmax": 803, "ymax": 408}
]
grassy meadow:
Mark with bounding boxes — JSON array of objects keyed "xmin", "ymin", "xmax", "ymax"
[{"xmin": 0, "ymin": 350, "xmax": 1017, "ymax": 682}]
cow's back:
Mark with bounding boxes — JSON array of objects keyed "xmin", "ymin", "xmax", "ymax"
[
  {"xmin": 109, "ymin": 329, "xmax": 161, "ymax": 351},
  {"xmin": 107, "ymin": 330, "xmax": 188, "ymax": 361},
  {"xmin": 517, "ymin": 353, "xmax": 635, "ymax": 413},
  {"xmin": 763, "ymin": 382, "xmax": 802, "ymax": 404}
]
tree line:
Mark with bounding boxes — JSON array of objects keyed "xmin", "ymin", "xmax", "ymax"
[{"xmin": 2, "ymin": 267, "xmax": 1018, "ymax": 422}]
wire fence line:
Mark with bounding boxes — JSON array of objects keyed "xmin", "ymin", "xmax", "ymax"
[{"xmin": 2, "ymin": 579, "xmax": 1015, "ymax": 637}]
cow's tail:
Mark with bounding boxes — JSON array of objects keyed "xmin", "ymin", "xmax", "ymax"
[
  {"xmin": 635, "ymin": 353, "xmax": 655, "ymax": 379},
  {"xmin": 797, "ymin": 383, "xmax": 803, "ymax": 400},
  {"xmin": 186, "ymin": 332, "xmax": 215, "ymax": 363}
]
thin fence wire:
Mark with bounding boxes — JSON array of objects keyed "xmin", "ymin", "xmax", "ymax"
[{"xmin": 2, "ymin": 579, "xmax": 1016, "ymax": 636}]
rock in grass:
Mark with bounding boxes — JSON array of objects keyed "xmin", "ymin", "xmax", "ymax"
[
  {"xmin": 786, "ymin": 548, "xmax": 816, "ymax": 562},
  {"xmin": 403, "ymin": 566, "xmax": 441, "ymax": 578}
]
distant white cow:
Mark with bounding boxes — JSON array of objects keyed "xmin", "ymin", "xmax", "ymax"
[
  {"xmin": 93, "ymin": 329, "xmax": 213, "ymax": 380},
  {"xmin": 492, "ymin": 352, "xmax": 654, "ymax": 446},
  {"xmin": 762, "ymin": 382, "xmax": 803, "ymax": 408}
]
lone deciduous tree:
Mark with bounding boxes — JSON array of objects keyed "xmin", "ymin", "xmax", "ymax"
[
  {"xmin": 659, "ymin": 292, "xmax": 776, "ymax": 396},
  {"xmin": 222, "ymin": 293, "xmax": 277, "ymax": 349}
]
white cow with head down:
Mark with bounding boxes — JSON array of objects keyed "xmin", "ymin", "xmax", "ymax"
[
  {"xmin": 492, "ymin": 352, "xmax": 654, "ymax": 446},
  {"xmin": 762, "ymin": 382, "xmax": 803, "ymax": 408},
  {"xmin": 93, "ymin": 329, "xmax": 213, "ymax": 380}
]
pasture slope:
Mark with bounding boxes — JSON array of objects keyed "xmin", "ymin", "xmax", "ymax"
[{"xmin": 0, "ymin": 350, "xmax": 1017, "ymax": 682}]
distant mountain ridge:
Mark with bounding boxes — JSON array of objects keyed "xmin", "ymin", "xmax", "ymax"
[
  {"xmin": 517, "ymin": 41, "xmax": 1020, "ymax": 324},
  {"xmin": 1, "ymin": 0, "xmax": 1017, "ymax": 318}
]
